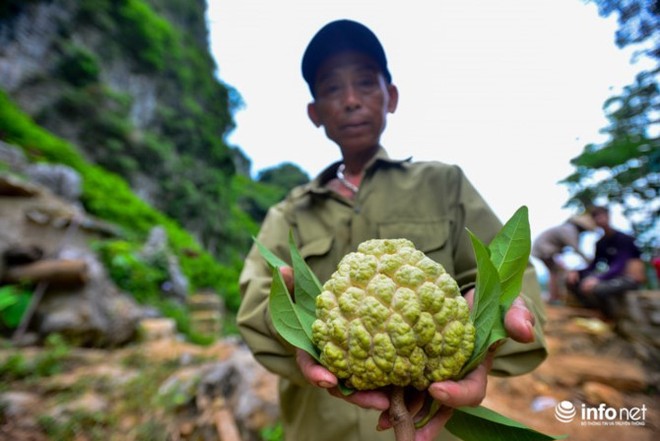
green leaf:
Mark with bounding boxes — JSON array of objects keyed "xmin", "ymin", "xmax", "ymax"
[
  {"xmin": 288, "ymin": 231, "xmax": 323, "ymax": 319},
  {"xmin": 0, "ymin": 290, "xmax": 18, "ymax": 310},
  {"xmin": 447, "ymin": 406, "xmax": 566, "ymax": 441},
  {"xmin": 461, "ymin": 230, "xmax": 502, "ymax": 376},
  {"xmin": 268, "ymin": 266, "xmax": 319, "ymax": 361},
  {"xmin": 254, "ymin": 237, "xmax": 288, "ymax": 269},
  {"xmin": 0, "ymin": 286, "xmax": 31, "ymax": 328},
  {"xmin": 488, "ymin": 206, "xmax": 531, "ymax": 310}
]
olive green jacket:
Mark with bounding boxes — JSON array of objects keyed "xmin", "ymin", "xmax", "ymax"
[{"xmin": 238, "ymin": 149, "xmax": 547, "ymax": 441}]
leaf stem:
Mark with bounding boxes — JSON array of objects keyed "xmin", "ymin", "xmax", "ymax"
[{"xmin": 390, "ymin": 386, "xmax": 415, "ymax": 441}]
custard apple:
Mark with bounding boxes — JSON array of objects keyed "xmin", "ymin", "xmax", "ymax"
[{"xmin": 311, "ymin": 238, "xmax": 476, "ymax": 390}]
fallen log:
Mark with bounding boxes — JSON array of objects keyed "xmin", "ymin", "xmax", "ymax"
[{"xmin": 3, "ymin": 259, "xmax": 88, "ymax": 287}]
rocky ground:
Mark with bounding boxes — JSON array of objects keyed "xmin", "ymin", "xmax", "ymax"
[
  {"xmin": 1, "ymin": 302, "xmax": 658, "ymax": 441},
  {"xmin": 483, "ymin": 304, "xmax": 658, "ymax": 441}
]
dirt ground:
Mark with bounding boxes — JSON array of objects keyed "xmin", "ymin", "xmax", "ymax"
[
  {"xmin": 1, "ymin": 304, "xmax": 658, "ymax": 441},
  {"xmin": 481, "ymin": 304, "xmax": 658, "ymax": 441}
]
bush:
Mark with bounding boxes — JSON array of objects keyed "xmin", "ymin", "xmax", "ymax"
[{"xmin": 56, "ymin": 44, "xmax": 101, "ymax": 87}]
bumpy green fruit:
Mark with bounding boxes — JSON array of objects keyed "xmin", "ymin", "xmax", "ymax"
[{"xmin": 311, "ymin": 238, "xmax": 476, "ymax": 390}]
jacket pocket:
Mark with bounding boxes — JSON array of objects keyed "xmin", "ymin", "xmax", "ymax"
[
  {"xmin": 378, "ymin": 220, "xmax": 454, "ymax": 271},
  {"xmin": 299, "ymin": 235, "xmax": 334, "ymax": 259},
  {"xmin": 298, "ymin": 236, "xmax": 336, "ymax": 283}
]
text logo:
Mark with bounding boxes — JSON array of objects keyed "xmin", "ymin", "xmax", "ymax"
[
  {"xmin": 554, "ymin": 401, "xmax": 648, "ymax": 427},
  {"xmin": 555, "ymin": 401, "xmax": 576, "ymax": 423}
]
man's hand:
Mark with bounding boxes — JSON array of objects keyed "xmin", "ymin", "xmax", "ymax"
[
  {"xmin": 566, "ymin": 270, "xmax": 580, "ymax": 286},
  {"xmin": 296, "ymin": 349, "xmax": 391, "ymax": 411},
  {"xmin": 579, "ymin": 276, "xmax": 600, "ymax": 295},
  {"xmin": 375, "ymin": 291, "xmax": 536, "ymax": 440},
  {"xmin": 295, "ymin": 287, "xmax": 537, "ymax": 441}
]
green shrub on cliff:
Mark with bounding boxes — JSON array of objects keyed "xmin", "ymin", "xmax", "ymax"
[{"xmin": 0, "ymin": 91, "xmax": 242, "ymax": 330}]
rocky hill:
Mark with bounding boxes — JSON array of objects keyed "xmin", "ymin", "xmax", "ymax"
[
  {"xmin": 0, "ymin": 0, "xmax": 248, "ymax": 260},
  {"xmin": 0, "ymin": 0, "xmax": 311, "ymax": 323}
]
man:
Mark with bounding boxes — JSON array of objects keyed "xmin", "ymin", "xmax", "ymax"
[
  {"xmin": 567, "ymin": 205, "xmax": 645, "ymax": 319},
  {"xmin": 238, "ymin": 19, "xmax": 547, "ymax": 441}
]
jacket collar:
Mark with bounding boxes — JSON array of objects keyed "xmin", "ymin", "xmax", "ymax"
[{"xmin": 304, "ymin": 147, "xmax": 411, "ymax": 195}]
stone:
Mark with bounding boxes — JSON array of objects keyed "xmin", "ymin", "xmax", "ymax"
[
  {"xmin": 0, "ymin": 141, "xmax": 28, "ymax": 171},
  {"xmin": 138, "ymin": 318, "xmax": 178, "ymax": 341},
  {"xmin": 196, "ymin": 346, "xmax": 279, "ymax": 438},
  {"xmin": 24, "ymin": 163, "xmax": 82, "ymax": 203},
  {"xmin": 0, "ymin": 391, "xmax": 40, "ymax": 418},
  {"xmin": 141, "ymin": 226, "xmax": 189, "ymax": 301},
  {"xmin": 0, "ymin": 173, "xmax": 40, "ymax": 197},
  {"xmin": 2, "ymin": 244, "xmax": 44, "ymax": 266},
  {"xmin": 35, "ymin": 247, "xmax": 143, "ymax": 346}
]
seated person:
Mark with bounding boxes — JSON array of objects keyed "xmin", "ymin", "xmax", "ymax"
[{"xmin": 566, "ymin": 206, "xmax": 646, "ymax": 319}]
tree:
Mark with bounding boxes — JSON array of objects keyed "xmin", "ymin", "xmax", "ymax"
[
  {"xmin": 562, "ymin": 0, "xmax": 659, "ymax": 256},
  {"xmin": 257, "ymin": 162, "xmax": 310, "ymax": 192}
]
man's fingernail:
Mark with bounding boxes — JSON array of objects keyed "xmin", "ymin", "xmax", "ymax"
[
  {"xmin": 317, "ymin": 380, "xmax": 333, "ymax": 388},
  {"xmin": 376, "ymin": 424, "xmax": 385, "ymax": 432},
  {"xmin": 434, "ymin": 389, "xmax": 449, "ymax": 403},
  {"xmin": 526, "ymin": 321, "xmax": 535, "ymax": 341}
]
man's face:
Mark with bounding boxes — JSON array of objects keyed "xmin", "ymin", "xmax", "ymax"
[
  {"xmin": 592, "ymin": 211, "xmax": 610, "ymax": 229},
  {"xmin": 307, "ymin": 51, "xmax": 398, "ymax": 154}
]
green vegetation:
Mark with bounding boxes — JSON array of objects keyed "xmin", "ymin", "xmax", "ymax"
[
  {"xmin": 0, "ymin": 0, "xmax": 304, "ymax": 437},
  {"xmin": 56, "ymin": 43, "xmax": 101, "ymax": 87},
  {"xmin": 93, "ymin": 240, "xmax": 169, "ymax": 304},
  {"xmin": 563, "ymin": 0, "xmax": 658, "ymax": 257},
  {"xmin": 0, "ymin": 341, "xmax": 185, "ymax": 440},
  {"xmin": 0, "ymin": 0, "xmax": 309, "ymax": 338},
  {"xmin": 0, "ymin": 285, "xmax": 32, "ymax": 330},
  {"xmin": 260, "ymin": 422, "xmax": 284, "ymax": 441},
  {"xmin": 29, "ymin": 0, "xmax": 243, "ymax": 265},
  {"xmin": 39, "ymin": 411, "xmax": 114, "ymax": 441},
  {"xmin": 0, "ymin": 91, "xmax": 241, "ymax": 332},
  {"xmin": 0, "ymin": 334, "xmax": 71, "ymax": 380}
]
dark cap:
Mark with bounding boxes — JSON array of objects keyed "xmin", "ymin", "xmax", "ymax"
[{"xmin": 301, "ymin": 19, "xmax": 392, "ymax": 94}]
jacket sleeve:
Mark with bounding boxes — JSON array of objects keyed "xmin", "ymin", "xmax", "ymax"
[{"xmin": 237, "ymin": 202, "xmax": 309, "ymax": 387}]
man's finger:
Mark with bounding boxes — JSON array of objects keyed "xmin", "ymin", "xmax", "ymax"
[
  {"xmin": 503, "ymin": 296, "xmax": 535, "ymax": 343},
  {"xmin": 330, "ymin": 388, "xmax": 390, "ymax": 411},
  {"xmin": 279, "ymin": 266, "xmax": 294, "ymax": 298},
  {"xmin": 295, "ymin": 349, "xmax": 336, "ymax": 388},
  {"xmin": 427, "ymin": 352, "xmax": 493, "ymax": 408},
  {"xmin": 413, "ymin": 406, "xmax": 454, "ymax": 441}
]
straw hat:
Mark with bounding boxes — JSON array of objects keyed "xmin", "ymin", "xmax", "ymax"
[{"xmin": 568, "ymin": 213, "xmax": 596, "ymax": 231}]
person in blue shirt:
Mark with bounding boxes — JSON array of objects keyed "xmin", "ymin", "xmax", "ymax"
[{"xmin": 566, "ymin": 206, "xmax": 646, "ymax": 318}]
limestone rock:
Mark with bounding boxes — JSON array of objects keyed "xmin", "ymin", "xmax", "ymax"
[
  {"xmin": 141, "ymin": 226, "xmax": 189, "ymax": 301},
  {"xmin": 35, "ymin": 247, "xmax": 143, "ymax": 346},
  {"xmin": 138, "ymin": 317, "xmax": 178, "ymax": 341},
  {"xmin": 24, "ymin": 163, "xmax": 82, "ymax": 203}
]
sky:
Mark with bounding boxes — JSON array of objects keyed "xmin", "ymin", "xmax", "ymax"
[{"xmin": 206, "ymin": 0, "xmax": 645, "ymax": 274}]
